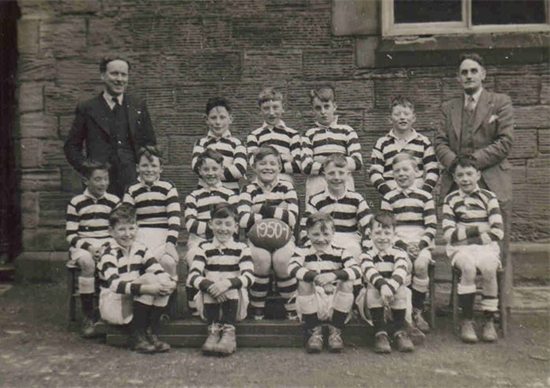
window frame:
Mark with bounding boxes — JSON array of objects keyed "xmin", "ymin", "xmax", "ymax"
[{"xmin": 381, "ymin": 0, "xmax": 550, "ymax": 37}]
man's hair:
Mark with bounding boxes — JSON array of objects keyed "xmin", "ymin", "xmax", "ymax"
[
  {"xmin": 305, "ymin": 212, "xmax": 335, "ymax": 232},
  {"xmin": 390, "ymin": 96, "xmax": 415, "ymax": 113},
  {"xmin": 309, "ymin": 86, "xmax": 336, "ymax": 104},
  {"xmin": 196, "ymin": 148, "xmax": 224, "ymax": 170},
  {"xmin": 370, "ymin": 211, "xmax": 396, "ymax": 230},
  {"xmin": 99, "ymin": 56, "xmax": 131, "ymax": 73},
  {"xmin": 392, "ymin": 151, "xmax": 418, "ymax": 169},
  {"xmin": 322, "ymin": 153, "xmax": 348, "ymax": 170},
  {"xmin": 450, "ymin": 155, "xmax": 479, "ymax": 175},
  {"xmin": 109, "ymin": 203, "xmax": 136, "ymax": 227},
  {"xmin": 82, "ymin": 160, "xmax": 110, "ymax": 179},
  {"xmin": 211, "ymin": 202, "xmax": 238, "ymax": 221},
  {"xmin": 258, "ymin": 87, "xmax": 284, "ymax": 106},
  {"xmin": 459, "ymin": 53, "xmax": 485, "ymax": 68},
  {"xmin": 137, "ymin": 145, "xmax": 163, "ymax": 166},
  {"xmin": 205, "ymin": 97, "xmax": 232, "ymax": 116},
  {"xmin": 253, "ymin": 146, "xmax": 280, "ymax": 165}
]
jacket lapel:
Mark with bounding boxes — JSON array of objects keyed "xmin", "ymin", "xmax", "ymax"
[
  {"xmin": 125, "ymin": 95, "xmax": 137, "ymax": 139},
  {"xmin": 88, "ymin": 94, "xmax": 112, "ymax": 136},
  {"xmin": 471, "ymin": 90, "xmax": 492, "ymax": 134},
  {"xmin": 450, "ymin": 98, "xmax": 463, "ymax": 139}
]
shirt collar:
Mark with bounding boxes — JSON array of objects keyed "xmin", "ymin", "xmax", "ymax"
[
  {"xmin": 103, "ymin": 91, "xmax": 123, "ymax": 109},
  {"xmin": 458, "ymin": 186, "xmax": 481, "ymax": 198},
  {"xmin": 323, "ymin": 187, "xmax": 348, "ymax": 200},
  {"xmin": 207, "ymin": 130, "xmax": 232, "ymax": 139},
  {"xmin": 371, "ymin": 246, "xmax": 393, "ymax": 257},
  {"xmin": 388, "ymin": 128, "xmax": 418, "ymax": 143},
  {"xmin": 83, "ymin": 188, "xmax": 105, "ymax": 200},
  {"xmin": 203, "ymin": 182, "xmax": 224, "ymax": 191},
  {"xmin": 211, "ymin": 237, "xmax": 236, "ymax": 249},
  {"xmin": 137, "ymin": 176, "xmax": 160, "ymax": 187},
  {"xmin": 261, "ymin": 120, "xmax": 287, "ymax": 131},
  {"xmin": 464, "ymin": 88, "xmax": 483, "ymax": 107},
  {"xmin": 397, "ymin": 183, "xmax": 418, "ymax": 194},
  {"xmin": 315, "ymin": 116, "xmax": 339, "ymax": 130},
  {"xmin": 252, "ymin": 177, "xmax": 280, "ymax": 192}
]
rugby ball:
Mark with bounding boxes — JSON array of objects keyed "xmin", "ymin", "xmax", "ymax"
[{"xmin": 247, "ymin": 218, "xmax": 292, "ymax": 252}]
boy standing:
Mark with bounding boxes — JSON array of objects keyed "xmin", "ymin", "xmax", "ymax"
[
  {"xmin": 380, "ymin": 152, "xmax": 437, "ymax": 333},
  {"xmin": 188, "ymin": 203, "xmax": 255, "ymax": 356},
  {"xmin": 442, "ymin": 156, "xmax": 504, "ymax": 343},
  {"xmin": 191, "ymin": 97, "xmax": 247, "ymax": 193},
  {"xmin": 65, "ymin": 160, "xmax": 120, "ymax": 337},
  {"xmin": 289, "ymin": 212, "xmax": 361, "ymax": 353},
  {"xmin": 247, "ymin": 87, "xmax": 301, "ymax": 183},
  {"xmin": 98, "ymin": 204, "xmax": 176, "ymax": 354},
  {"xmin": 301, "ymin": 86, "xmax": 363, "ymax": 202},
  {"xmin": 370, "ymin": 96, "xmax": 439, "ymax": 197}
]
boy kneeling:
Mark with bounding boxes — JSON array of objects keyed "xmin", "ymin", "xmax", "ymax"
[
  {"xmin": 98, "ymin": 204, "xmax": 176, "ymax": 354},
  {"xmin": 289, "ymin": 212, "xmax": 361, "ymax": 353}
]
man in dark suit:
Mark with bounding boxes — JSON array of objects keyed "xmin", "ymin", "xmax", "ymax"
[{"xmin": 64, "ymin": 56, "xmax": 157, "ymax": 197}]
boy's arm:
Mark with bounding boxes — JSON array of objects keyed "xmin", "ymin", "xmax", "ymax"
[
  {"xmin": 360, "ymin": 252, "xmax": 387, "ymax": 290},
  {"xmin": 121, "ymin": 190, "xmax": 135, "ymax": 205},
  {"xmin": 357, "ymin": 196, "xmax": 373, "ymax": 236},
  {"xmin": 246, "ymin": 132, "xmax": 259, "ymax": 165},
  {"xmin": 301, "ymin": 132, "xmax": 322, "ymax": 176},
  {"xmin": 419, "ymin": 195, "xmax": 437, "ymax": 250},
  {"xmin": 165, "ymin": 185, "xmax": 181, "ymax": 245},
  {"xmin": 184, "ymin": 194, "xmax": 209, "ymax": 236},
  {"xmin": 191, "ymin": 139, "xmax": 204, "ymax": 175},
  {"xmin": 231, "ymin": 246, "xmax": 255, "ymax": 289},
  {"xmin": 287, "ymin": 132, "xmax": 302, "ymax": 174},
  {"xmin": 258, "ymin": 185, "xmax": 299, "ymax": 227},
  {"xmin": 187, "ymin": 248, "xmax": 215, "ymax": 292},
  {"xmin": 300, "ymin": 200, "xmax": 315, "ymax": 242},
  {"xmin": 288, "ymin": 250, "xmax": 317, "ymax": 282},
  {"xmin": 422, "ymin": 142, "xmax": 440, "ymax": 193},
  {"xmin": 224, "ymin": 139, "xmax": 247, "ymax": 181},
  {"xmin": 346, "ymin": 127, "xmax": 363, "ymax": 172},
  {"xmin": 480, "ymin": 195, "xmax": 504, "ymax": 243},
  {"xmin": 238, "ymin": 186, "xmax": 262, "ymax": 232},
  {"xmin": 388, "ymin": 250, "xmax": 409, "ymax": 293},
  {"xmin": 335, "ymin": 251, "xmax": 362, "ymax": 281},
  {"xmin": 65, "ymin": 201, "xmax": 87, "ymax": 249},
  {"xmin": 442, "ymin": 198, "xmax": 460, "ymax": 245},
  {"xmin": 98, "ymin": 250, "xmax": 143, "ymax": 296},
  {"xmin": 369, "ymin": 140, "xmax": 391, "ymax": 196}
]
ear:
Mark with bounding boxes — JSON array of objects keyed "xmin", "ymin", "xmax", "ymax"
[
  {"xmin": 228, "ymin": 114, "xmax": 234, "ymax": 124},
  {"xmin": 108, "ymin": 226, "xmax": 114, "ymax": 236},
  {"xmin": 480, "ymin": 67, "xmax": 487, "ymax": 82},
  {"xmin": 387, "ymin": 115, "xmax": 393, "ymax": 125},
  {"xmin": 100, "ymin": 72, "xmax": 106, "ymax": 82},
  {"xmin": 411, "ymin": 113, "xmax": 417, "ymax": 125}
]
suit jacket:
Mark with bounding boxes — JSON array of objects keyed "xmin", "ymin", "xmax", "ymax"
[
  {"xmin": 434, "ymin": 89, "xmax": 514, "ymax": 202},
  {"xmin": 64, "ymin": 93, "xmax": 156, "ymax": 176}
]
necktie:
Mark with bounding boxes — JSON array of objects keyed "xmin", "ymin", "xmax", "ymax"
[
  {"xmin": 112, "ymin": 97, "xmax": 120, "ymax": 110},
  {"xmin": 465, "ymin": 96, "xmax": 475, "ymax": 113}
]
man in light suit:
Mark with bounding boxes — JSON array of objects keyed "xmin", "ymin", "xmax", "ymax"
[
  {"xmin": 64, "ymin": 56, "xmax": 157, "ymax": 197},
  {"xmin": 435, "ymin": 52, "xmax": 514, "ymax": 322}
]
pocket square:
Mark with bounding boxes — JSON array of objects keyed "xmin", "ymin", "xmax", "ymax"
[{"xmin": 489, "ymin": 115, "xmax": 499, "ymax": 123}]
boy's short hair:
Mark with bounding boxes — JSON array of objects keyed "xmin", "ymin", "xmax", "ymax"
[
  {"xmin": 305, "ymin": 212, "xmax": 335, "ymax": 232},
  {"xmin": 258, "ymin": 87, "xmax": 284, "ymax": 106},
  {"xmin": 253, "ymin": 146, "xmax": 280, "ymax": 164},
  {"xmin": 390, "ymin": 96, "xmax": 415, "ymax": 112},
  {"xmin": 82, "ymin": 160, "xmax": 110, "ymax": 179},
  {"xmin": 450, "ymin": 155, "xmax": 479, "ymax": 175},
  {"xmin": 137, "ymin": 145, "xmax": 164, "ymax": 165},
  {"xmin": 211, "ymin": 202, "xmax": 238, "ymax": 221},
  {"xmin": 322, "ymin": 153, "xmax": 348, "ymax": 170},
  {"xmin": 459, "ymin": 52, "xmax": 484, "ymax": 67},
  {"xmin": 99, "ymin": 56, "xmax": 131, "ymax": 73},
  {"xmin": 196, "ymin": 148, "xmax": 224, "ymax": 170},
  {"xmin": 309, "ymin": 86, "xmax": 335, "ymax": 103},
  {"xmin": 370, "ymin": 211, "xmax": 396, "ymax": 230},
  {"xmin": 205, "ymin": 97, "xmax": 232, "ymax": 116},
  {"xmin": 109, "ymin": 203, "xmax": 137, "ymax": 227},
  {"xmin": 392, "ymin": 151, "xmax": 418, "ymax": 169}
]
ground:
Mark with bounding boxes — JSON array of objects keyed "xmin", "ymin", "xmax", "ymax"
[{"xmin": 0, "ymin": 282, "xmax": 549, "ymax": 388}]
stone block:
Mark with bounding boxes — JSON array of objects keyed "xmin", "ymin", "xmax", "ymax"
[
  {"xmin": 18, "ymin": 0, "xmax": 56, "ymax": 19},
  {"xmin": 509, "ymin": 129, "xmax": 537, "ymax": 159},
  {"xmin": 152, "ymin": 110, "xmax": 189, "ymax": 137},
  {"xmin": 374, "ymin": 78, "xmax": 442, "ymax": 110},
  {"xmin": 19, "ymin": 112, "xmax": 58, "ymax": 139},
  {"xmin": 232, "ymin": 15, "xmax": 283, "ymax": 47},
  {"xmin": 18, "ymin": 82, "xmax": 44, "ymax": 113},
  {"xmin": 168, "ymin": 136, "xmax": 196, "ymax": 166},
  {"xmin": 40, "ymin": 17, "xmax": 87, "ymax": 58},
  {"xmin": 527, "ymin": 156, "xmax": 550, "ymax": 184},
  {"xmin": 514, "ymin": 106, "xmax": 550, "ymax": 129},
  {"xmin": 355, "ymin": 37, "xmax": 378, "ymax": 69},
  {"xmin": 55, "ymin": 60, "xmax": 99, "ymax": 89},
  {"xmin": 58, "ymin": 115, "xmax": 75, "ymax": 139},
  {"xmin": 21, "ymin": 227, "xmax": 67, "ymax": 254},
  {"xmin": 60, "ymin": 165, "xmax": 83, "ymax": 193},
  {"xmin": 41, "ymin": 140, "xmax": 66, "ymax": 166},
  {"xmin": 20, "ymin": 139, "xmax": 40, "ymax": 168},
  {"xmin": 539, "ymin": 129, "xmax": 550, "ymax": 153},
  {"xmin": 283, "ymin": 10, "xmax": 331, "ymax": 48},
  {"xmin": 541, "ymin": 75, "xmax": 549, "ymax": 105},
  {"xmin": 21, "ymin": 169, "xmax": 62, "ymax": 192},
  {"xmin": 442, "ymin": 77, "xmax": 496, "ymax": 102},
  {"xmin": 162, "ymin": 165, "xmax": 193, "ymax": 207},
  {"xmin": 332, "ymin": 0, "xmax": 377, "ymax": 36},
  {"xmin": 18, "ymin": 54, "xmax": 56, "ymax": 82},
  {"xmin": 186, "ymin": 51, "xmax": 242, "ymax": 82},
  {"xmin": 496, "ymin": 75, "xmax": 541, "ymax": 105},
  {"xmin": 203, "ymin": 17, "xmax": 232, "ymax": 49},
  {"xmin": 303, "ymin": 49, "xmax": 355, "ymax": 79},
  {"xmin": 39, "ymin": 192, "xmax": 72, "ymax": 227},
  {"xmin": 21, "ymin": 192, "xmax": 39, "ymax": 228},
  {"xmin": 44, "ymin": 83, "xmax": 96, "ymax": 116},
  {"xmin": 87, "ymin": 18, "xmax": 117, "ymax": 50},
  {"xmin": 243, "ymin": 50, "xmax": 303, "ymax": 81},
  {"xmin": 17, "ymin": 19, "xmax": 39, "ymax": 54},
  {"xmin": 172, "ymin": 19, "xmax": 203, "ymax": 52},
  {"xmin": 58, "ymin": 0, "xmax": 101, "ymax": 14},
  {"xmin": 510, "ymin": 159, "xmax": 526, "ymax": 185}
]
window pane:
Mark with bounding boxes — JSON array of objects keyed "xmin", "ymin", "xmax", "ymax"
[
  {"xmin": 394, "ymin": 0, "xmax": 462, "ymax": 23},
  {"xmin": 472, "ymin": 0, "xmax": 547, "ymax": 25}
]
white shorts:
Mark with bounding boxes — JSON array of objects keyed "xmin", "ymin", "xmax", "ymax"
[
  {"xmin": 194, "ymin": 288, "xmax": 249, "ymax": 322},
  {"xmin": 446, "ymin": 242, "xmax": 501, "ymax": 267},
  {"xmin": 99, "ymin": 288, "xmax": 133, "ymax": 325}
]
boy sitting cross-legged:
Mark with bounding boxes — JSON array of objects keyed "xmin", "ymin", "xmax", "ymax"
[
  {"xmin": 184, "ymin": 148, "xmax": 239, "ymax": 316},
  {"xmin": 289, "ymin": 212, "xmax": 361, "ymax": 354},
  {"xmin": 442, "ymin": 156, "xmax": 504, "ymax": 343},
  {"xmin": 65, "ymin": 160, "xmax": 120, "ymax": 337},
  {"xmin": 380, "ymin": 152, "xmax": 437, "ymax": 333},
  {"xmin": 188, "ymin": 203, "xmax": 255, "ymax": 357},
  {"xmin": 97, "ymin": 204, "xmax": 176, "ymax": 354},
  {"xmin": 360, "ymin": 212, "xmax": 415, "ymax": 354}
]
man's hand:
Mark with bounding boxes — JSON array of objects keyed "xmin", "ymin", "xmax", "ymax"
[
  {"xmin": 207, "ymin": 279, "xmax": 232, "ymax": 299},
  {"xmin": 380, "ymin": 285, "xmax": 394, "ymax": 307},
  {"xmin": 314, "ymin": 272, "xmax": 337, "ymax": 287}
]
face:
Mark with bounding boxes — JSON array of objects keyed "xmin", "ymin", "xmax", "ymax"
[
  {"xmin": 371, "ymin": 221, "xmax": 395, "ymax": 252},
  {"xmin": 253, "ymin": 154, "xmax": 281, "ymax": 185},
  {"xmin": 311, "ymin": 97, "xmax": 337, "ymax": 126},
  {"xmin": 209, "ymin": 216, "xmax": 238, "ymax": 244},
  {"xmin": 199, "ymin": 158, "xmax": 223, "ymax": 187},
  {"xmin": 453, "ymin": 165, "xmax": 481, "ymax": 194},
  {"xmin": 206, "ymin": 106, "xmax": 233, "ymax": 138},
  {"xmin": 323, "ymin": 163, "xmax": 349, "ymax": 191},
  {"xmin": 260, "ymin": 100, "xmax": 284, "ymax": 126},
  {"xmin": 393, "ymin": 159, "xmax": 417, "ymax": 190},
  {"xmin": 84, "ymin": 169, "xmax": 109, "ymax": 198},
  {"xmin": 307, "ymin": 222, "xmax": 335, "ymax": 252},
  {"xmin": 136, "ymin": 155, "xmax": 162, "ymax": 185},
  {"xmin": 101, "ymin": 60, "xmax": 129, "ymax": 97},
  {"xmin": 389, "ymin": 105, "xmax": 416, "ymax": 133},
  {"xmin": 458, "ymin": 59, "xmax": 486, "ymax": 95},
  {"xmin": 110, "ymin": 221, "xmax": 138, "ymax": 249}
]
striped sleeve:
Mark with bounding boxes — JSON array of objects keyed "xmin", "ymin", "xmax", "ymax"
[
  {"xmin": 184, "ymin": 192, "xmax": 208, "ymax": 236},
  {"xmin": 421, "ymin": 141, "xmax": 440, "ymax": 193},
  {"xmin": 65, "ymin": 200, "xmax": 83, "ymax": 248},
  {"xmin": 187, "ymin": 247, "xmax": 212, "ymax": 292},
  {"xmin": 338, "ymin": 250, "xmax": 362, "ymax": 281},
  {"xmin": 369, "ymin": 138, "xmax": 391, "ymax": 196},
  {"xmin": 419, "ymin": 195, "xmax": 437, "ymax": 250},
  {"xmin": 387, "ymin": 250, "xmax": 409, "ymax": 293},
  {"xmin": 288, "ymin": 249, "xmax": 316, "ymax": 282},
  {"xmin": 300, "ymin": 130, "xmax": 323, "ymax": 176},
  {"xmin": 98, "ymin": 250, "xmax": 140, "ymax": 296},
  {"xmin": 345, "ymin": 126, "xmax": 363, "ymax": 172},
  {"xmin": 442, "ymin": 194, "xmax": 461, "ymax": 245},
  {"xmin": 246, "ymin": 132, "xmax": 260, "ymax": 164},
  {"xmin": 360, "ymin": 252, "xmax": 387, "ymax": 290},
  {"xmin": 238, "ymin": 185, "xmax": 262, "ymax": 231},
  {"xmin": 483, "ymin": 194, "xmax": 504, "ymax": 243},
  {"xmin": 287, "ymin": 132, "xmax": 303, "ymax": 174},
  {"xmin": 232, "ymin": 246, "xmax": 255, "ymax": 289},
  {"xmin": 191, "ymin": 139, "xmax": 205, "ymax": 175},
  {"xmin": 165, "ymin": 184, "xmax": 181, "ymax": 245},
  {"xmin": 224, "ymin": 138, "xmax": 247, "ymax": 181}
]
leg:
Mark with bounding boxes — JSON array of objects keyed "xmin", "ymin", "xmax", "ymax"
[
  {"xmin": 273, "ymin": 241, "xmax": 298, "ymax": 318},
  {"xmin": 185, "ymin": 243, "xmax": 202, "ymax": 317},
  {"xmin": 202, "ymin": 302, "xmax": 222, "ymax": 356},
  {"xmin": 478, "ymin": 247, "xmax": 501, "ymax": 342},
  {"xmin": 248, "ymin": 243, "xmax": 273, "ymax": 319},
  {"xmin": 296, "ymin": 281, "xmax": 323, "ymax": 353},
  {"xmin": 454, "ymin": 251, "xmax": 479, "ymax": 343},
  {"xmin": 391, "ymin": 286, "xmax": 414, "ymax": 352},
  {"xmin": 130, "ymin": 300, "xmax": 156, "ymax": 354},
  {"xmin": 215, "ymin": 298, "xmax": 239, "ymax": 356},
  {"xmin": 327, "ymin": 280, "xmax": 354, "ymax": 353},
  {"xmin": 411, "ymin": 249, "xmax": 432, "ymax": 333},
  {"xmin": 71, "ymin": 250, "xmax": 97, "ymax": 337},
  {"xmin": 366, "ymin": 286, "xmax": 391, "ymax": 354}
]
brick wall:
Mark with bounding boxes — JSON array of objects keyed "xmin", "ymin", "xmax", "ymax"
[{"xmin": 16, "ymin": 0, "xmax": 550, "ymax": 252}]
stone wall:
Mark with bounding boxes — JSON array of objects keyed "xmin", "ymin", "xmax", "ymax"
[{"xmin": 16, "ymin": 0, "xmax": 550, "ymax": 252}]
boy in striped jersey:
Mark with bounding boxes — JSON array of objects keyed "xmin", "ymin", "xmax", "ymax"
[
  {"xmin": 123, "ymin": 146, "xmax": 181, "ymax": 281},
  {"xmin": 65, "ymin": 160, "xmax": 120, "ymax": 337},
  {"xmin": 289, "ymin": 212, "xmax": 361, "ymax": 353},
  {"xmin": 370, "ymin": 96, "xmax": 439, "ymax": 197},
  {"xmin": 380, "ymin": 152, "xmax": 437, "ymax": 333},
  {"xmin": 247, "ymin": 87, "xmax": 301, "ymax": 183},
  {"xmin": 184, "ymin": 149, "xmax": 239, "ymax": 316},
  {"xmin": 188, "ymin": 204, "xmax": 255, "ymax": 356},
  {"xmin": 443, "ymin": 156, "xmax": 504, "ymax": 343},
  {"xmin": 301, "ymin": 86, "xmax": 363, "ymax": 202},
  {"xmin": 98, "ymin": 204, "xmax": 176, "ymax": 354},
  {"xmin": 191, "ymin": 97, "xmax": 247, "ymax": 193},
  {"xmin": 239, "ymin": 146, "xmax": 299, "ymax": 320},
  {"xmin": 359, "ymin": 212, "xmax": 415, "ymax": 353}
]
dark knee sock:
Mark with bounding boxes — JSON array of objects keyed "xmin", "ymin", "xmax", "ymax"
[
  {"xmin": 370, "ymin": 307, "xmax": 385, "ymax": 334},
  {"xmin": 459, "ymin": 293, "xmax": 476, "ymax": 320},
  {"xmin": 302, "ymin": 313, "xmax": 319, "ymax": 332},
  {"xmin": 412, "ymin": 289, "xmax": 426, "ymax": 311},
  {"xmin": 331, "ymin": 310, "xmax": 347, "ymax": 330},
  {"xmin": 221, "ymin": 300, "xmax": 238, "ymax": 325},
  {"xmin": 80, "ymin": 293, "xmax": 95, "ymax": 319},
  {"xmin": 392, "ymin": 309, "xmax": 406, "ymax": 333},
  {"xmin": 186, "ymin": 286, "xmax": 197, "ymax": 305},
  {"xmin": 204, "ymin": 303, "xmax": 220, "ymax": 325},
  {"xmin": 149, "ymin": 306, "xmax": 166, "ymax": 334},
  {"xmin": 132, "ymin": 301, "xmax": 152, "ymax": 336},
  {"xmin": 353, "ymin": 285, "xmax": 362, "ymax": 301}
]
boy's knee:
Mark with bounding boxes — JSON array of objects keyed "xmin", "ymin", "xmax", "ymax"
[
  {"xmin": 159, "ymin": 254, "xmax": 177, "ymax": 274},
  {"xmin": 298, "ymin": 281, "xmax": 315, "ymax": 295},
  {"xmin": 478, "ymin": 259, "xmax": 499, "ymax": 279},
  {"xmin": 413, "ymin": 250, "xmax": 431, "ymax": 278},
  {"xmin": 455, "ymin": 255, "xmax": 476, "ymax": 281},
  {"xmin": 250, "ymin": 250, "xmax": 272, "ymax": 275},
  {"xmin": 77, "ymin": 255, "xmax": 96, "ymax": 276},
  {"xmin": 272, "ymin": 255, "xmax": 292, "ymax": 278}
]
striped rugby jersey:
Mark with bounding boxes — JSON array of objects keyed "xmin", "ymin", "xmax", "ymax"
[
  {"xmin": 442, "ymin": 188, "xmax": 504, "ymax": 246},
  {"xmin": 122, "ymin": 179, "xmax": 181, "ymax": 245},
  {"xmin": 370, "ymin": 129, "xmax": 439, "ymax": 196},
  {"xmin": 66, "ymin": 189, "xmax": 120, "ymax": 250},
  {"xmin": 188, "ymin": 239, "xmax": 255, "ymax": 292},
  {"xmin": 360, "ymin": 246, "xmax": 409, "ymax": 292}
]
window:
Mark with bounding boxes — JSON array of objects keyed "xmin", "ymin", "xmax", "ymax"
[{"xmin": 382, "ymin": 0, "xmax": 550, "ymax": 36}]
